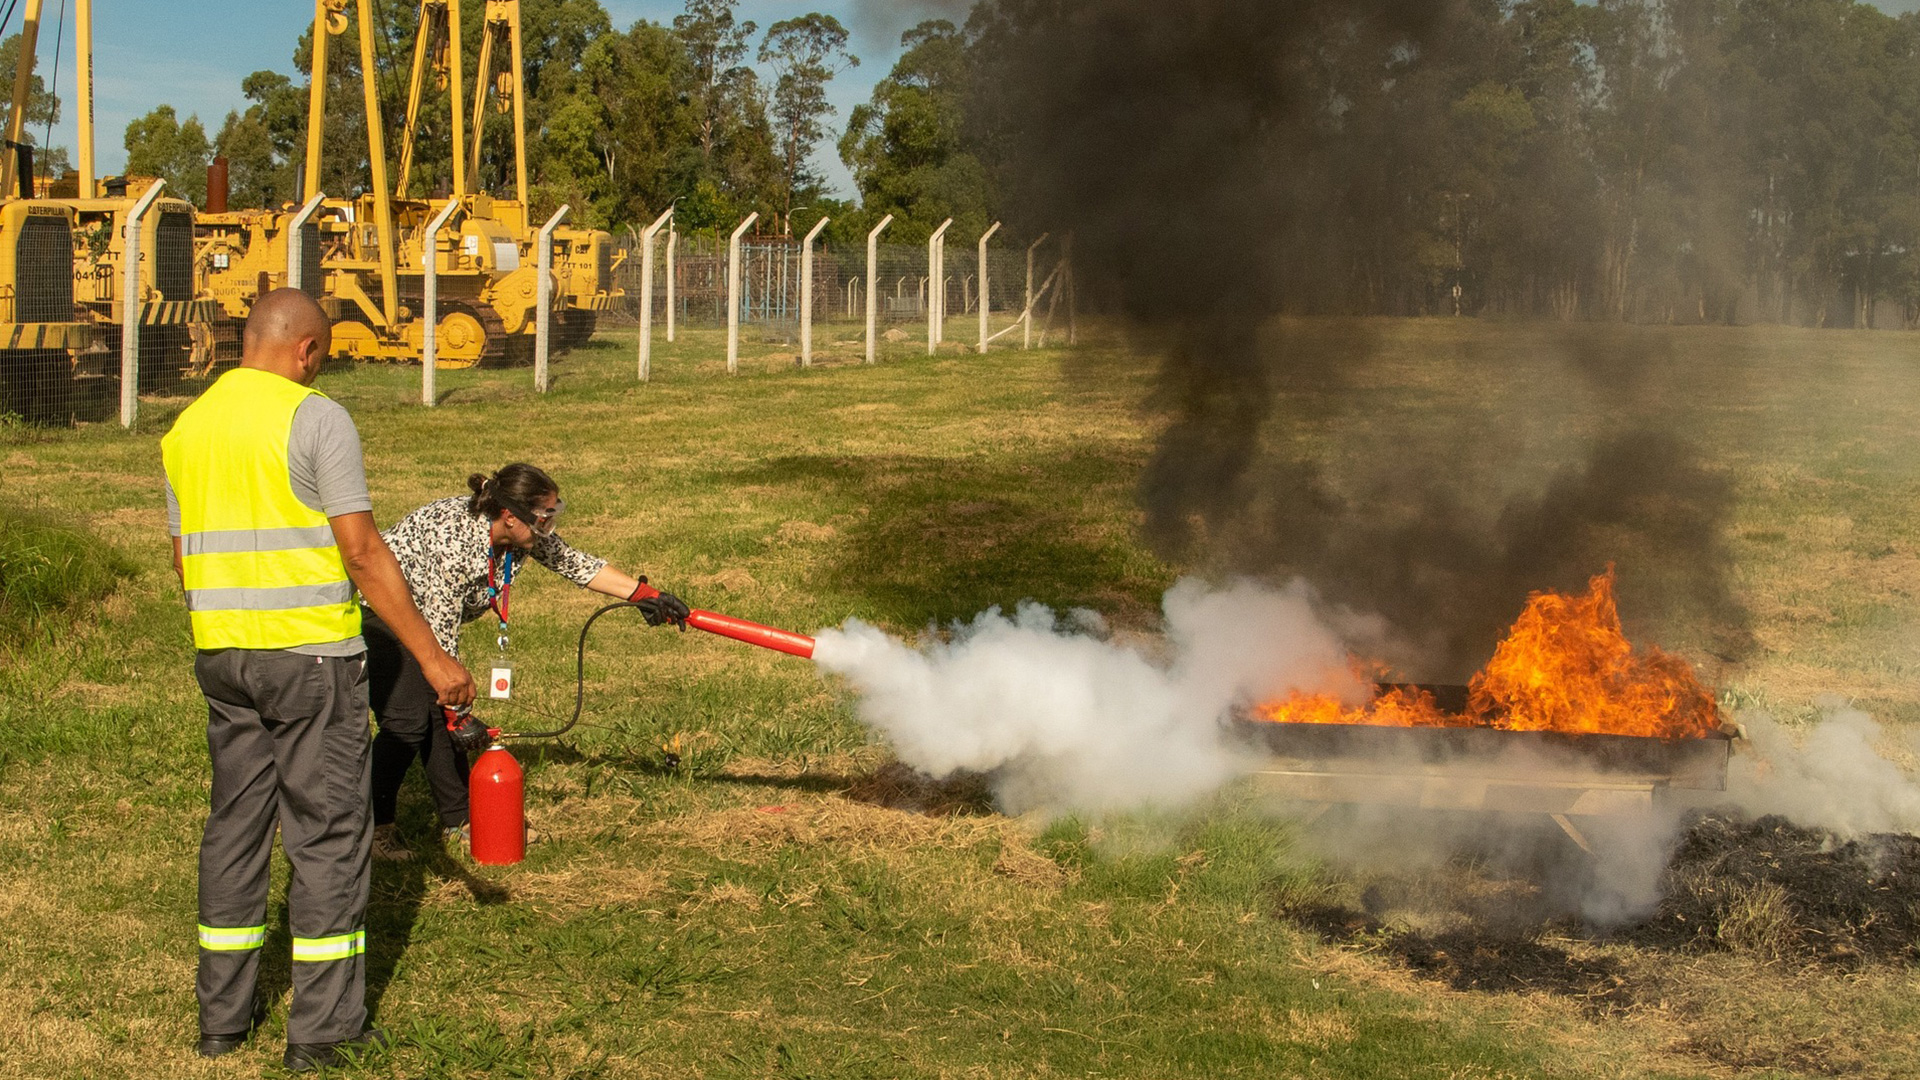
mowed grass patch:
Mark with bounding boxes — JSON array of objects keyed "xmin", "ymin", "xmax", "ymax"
[{"xmin": 3, "ymin": 319, "xmax": 1919, "ymax": 1077}]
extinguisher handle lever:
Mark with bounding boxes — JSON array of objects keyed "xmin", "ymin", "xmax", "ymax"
[{"xmin": 444, "ymin": 706, "xmax": 495, "ymax": 754}]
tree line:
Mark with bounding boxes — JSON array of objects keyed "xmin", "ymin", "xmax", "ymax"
[
  {"xmin": 961, "ymin": 0, "xmax": 1920, "ymax": 328},
  {"xmin": 9, "ymin": 0, "xmax": 1916, "ymax": 326}
]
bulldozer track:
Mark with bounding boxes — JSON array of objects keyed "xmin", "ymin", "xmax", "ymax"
[
  {"xmin": 444, "ymin": 299, "xmax": 513, "ymax": 367},
  {"xmin": 556, "ymin": 310, "xmax": 597, "ymax": 350}
]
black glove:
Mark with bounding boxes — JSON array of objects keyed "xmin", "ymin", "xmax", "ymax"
[
  {"xmin": 445, "ymin": 707, "xmax": 493, "ymax": 754},
  {"xmin": 629, "ymin": 578, "xmax": 691, "ymax": 630},
  {"xmin": 639, "ymin": 591, "xmax": 690, "ymax": 630}
]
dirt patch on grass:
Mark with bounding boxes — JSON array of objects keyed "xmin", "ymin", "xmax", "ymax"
[
  {"xmin": 993, "ymin": 842, "xmax": 1075, "ymax": 890},
  {"xmin": 1286, "ymin": 812, "xmax": 1920, "ymax": 975},
  {"xmin": 509, "ymin": 863, "xmax": 671, "ymax": 912},
  {"xmin": 659, "ymin": 797, "xmax": 1001, "ymax": 857},
  {"xmin": 773, "ymin": 520, "xmax": 838, "ymax": 544},
  {"xmin": 1672, "ymin": 1026, "xmax": 1863, "ymax": 1077},
  {"xmin": 688, "ymin": 567, "xmax": 760, "ymax": 593},
  {"xmin": 844, "ymin": 761, "xmax": 996, "ymax": 816}
]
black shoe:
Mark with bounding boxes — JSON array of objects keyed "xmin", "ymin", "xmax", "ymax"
[
  {"xmin": 196, "ymin": 1030, "xmax": 249, "ymax": 1058},
  {"xmin": 284, "ymin": 1027, "xmax": 389, "ymax": 1072}
]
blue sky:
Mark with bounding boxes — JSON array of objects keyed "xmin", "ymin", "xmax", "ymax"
[{"xmin": 25, "ymin": 0, "xmax": 1920, "ymax": 198}]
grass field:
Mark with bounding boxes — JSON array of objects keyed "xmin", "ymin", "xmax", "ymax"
[{"xmin": 4, "ymin": 318, "xmax": 1920, "ymax": 1078}]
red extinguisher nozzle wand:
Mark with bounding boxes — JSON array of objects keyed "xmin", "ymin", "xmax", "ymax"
[{"xmin": 684, "ymin": 609, "xmax": 815, "ymax": 659}]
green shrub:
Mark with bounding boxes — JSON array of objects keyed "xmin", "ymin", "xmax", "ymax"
[{"xmin": 0, "ymin": 514, "xmax": 134, "ymax": 639}]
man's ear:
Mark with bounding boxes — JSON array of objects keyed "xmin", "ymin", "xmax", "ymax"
[{"xmin": 298, "ymin": 335, "xmax": 325, "ymax": 380}]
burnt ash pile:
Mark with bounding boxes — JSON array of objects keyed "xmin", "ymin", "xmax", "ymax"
[
  {"xmin": 1281, "ymin": 882, "xmax": 1640, "ymax": 1013},
  {"xmin": 1629, "ymin": 811, "xmax": 1920, "ymax": 964},
  {"xmin": 1281, "ymin": 811, "xmax": 1920, "ymax": 1007}
]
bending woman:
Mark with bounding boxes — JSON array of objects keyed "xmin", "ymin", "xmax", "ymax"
[{"xmin": 363, "ymin": 463, "xmax": 688, "ymax": 860}]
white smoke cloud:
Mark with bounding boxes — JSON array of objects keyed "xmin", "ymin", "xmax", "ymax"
[
  {"xmin": 810, "ymin": 577, "xmax": 1358, "ymax": 814},
  {"xmin": 1727, "ymin": 699, "xmax": 1920, "ymax": 836},
  {"xmin": 810, "ymin": 580, "xmax": 1920, "ymax": 927}
]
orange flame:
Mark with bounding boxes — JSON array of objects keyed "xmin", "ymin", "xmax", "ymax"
[{"xmin": 1254, "ymin": 568, "xmax": 1721, "ymax": 739}]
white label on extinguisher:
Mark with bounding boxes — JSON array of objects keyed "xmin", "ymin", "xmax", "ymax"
[{"xmin": 489, "ymin": 666, "xmax": 513, "ymax": 699}]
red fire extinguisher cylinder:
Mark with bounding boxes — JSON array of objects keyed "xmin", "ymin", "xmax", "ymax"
[{"xmin": 469, "ymin": 744, "xmax": 525, "ymax": 865}]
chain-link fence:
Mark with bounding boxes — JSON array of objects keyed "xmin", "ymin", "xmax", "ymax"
[
  {"xmin": 0, "ymin": 329, "xmax": 198, "ymax": 428},
  {"xmin": 610, "ymin": 231, "xmax": 1066, "ymax": 365},
  {"xmin": 0, "ymin": 226, "xmax": 1074, "ymax": 427}
]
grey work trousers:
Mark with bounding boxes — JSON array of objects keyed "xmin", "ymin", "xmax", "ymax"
[{"xmin": 193, "ymin": 648, "xmax": 372, "ymax": 1044}]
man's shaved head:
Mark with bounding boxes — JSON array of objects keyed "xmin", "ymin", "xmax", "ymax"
[{"xmin": 243, "ymin": 288, "xmax": 332, "ymax": 385}]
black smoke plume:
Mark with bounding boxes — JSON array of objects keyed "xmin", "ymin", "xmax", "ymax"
[{"xmin": 977, "ymin": 0, "xmax": 1751, "ymax": 676}]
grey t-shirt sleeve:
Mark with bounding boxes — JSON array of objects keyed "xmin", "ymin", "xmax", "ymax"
[
  {"xmin": 287, "ymin": 395, "xmax": 374, "ymax": 518},
  {"xmin": 165, "ymin": 477, "xmax": 181, "ymax": 536}
]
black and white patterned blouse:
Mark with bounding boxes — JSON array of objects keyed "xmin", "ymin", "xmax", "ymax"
[{"xmin": 378, "ymin": 496, "xmax": 607, "ymax": 657}]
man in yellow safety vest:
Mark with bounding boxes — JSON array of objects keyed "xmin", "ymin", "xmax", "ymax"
[{"xmin": 161, "ymin": 289, "xmax": 474, "ymax": 1071}]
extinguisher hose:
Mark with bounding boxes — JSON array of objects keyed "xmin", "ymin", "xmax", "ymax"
[
  {"xmin": 497, "ymin": 600, "xmax": 641, "ymax": 741},
  {"xmin": 494, "ymin": 600, "xmax": 817, "ymax": 740}
]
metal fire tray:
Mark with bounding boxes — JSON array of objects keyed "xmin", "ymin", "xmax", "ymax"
[{"xmin": 1234, "ymin": 703, "xmax": 1734, "ymax": 851}]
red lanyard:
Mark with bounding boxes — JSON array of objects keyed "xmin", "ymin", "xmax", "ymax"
[{"xmin": 487, "ymin": 549, "xmax": 517, "ymax": 628}]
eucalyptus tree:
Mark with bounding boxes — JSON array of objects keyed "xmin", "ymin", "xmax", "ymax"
[{"xmin": 759, "ymin": 12, "xmax": 858, "ymax": 229}]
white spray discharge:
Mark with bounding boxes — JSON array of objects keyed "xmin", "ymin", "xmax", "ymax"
[
  {"xmin": 1728, "ymin": 699, "xmax": 1920, "ymax": 836},
  {"xmin": 809, "ymin": 577, "xmax": 1358, "ymax": 814}
]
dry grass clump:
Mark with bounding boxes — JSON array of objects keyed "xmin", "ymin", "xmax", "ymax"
[
  {"xmin": 502, "ymin": 863, "xmax": 673, "ymax": 912},
  {"xmin": 1710, "ymin": 879, "xmax": 1799, "ymax": 961},
  {"xmin": 993, "ymin": 842, "xmax": 1075, "ymax": 890}
]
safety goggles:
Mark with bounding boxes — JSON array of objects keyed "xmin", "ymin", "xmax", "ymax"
[{"xmin": 500, "ymin": 496, "xmax": 564, "ymax": 536}]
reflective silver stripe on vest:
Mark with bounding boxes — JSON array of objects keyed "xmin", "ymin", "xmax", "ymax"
[
  {"xmin": 179, "ymin": 524, "xmax": 338, "ymax": 556},
  {"xmin": 184, "ymin": 581, "xmax": 356, "ymax": 612}
]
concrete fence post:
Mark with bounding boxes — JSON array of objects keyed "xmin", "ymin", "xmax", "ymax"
[
  {"xmin": 800, "ymin": 215, "xmax": 829, "ymax": 367},
  {"xmin": 977, "ymin": 221, "xmax": 1000, "ymax": 354},
  {"xmin": 535, "ymin": 204, "xmax": 569, "ymax": 392},
  {"xmin": 665, "ymin": 227, "xmax": 677, "ymax": 342},
  {"xmin": 285, "ymin": 192, "xmax": 327, "ymax": 291},
  {"xmin": 636, "ymin": 206, "xmax": 673, "ymax": 381},
  {"xmin": 927, "ymin": 217, "xmax": 952, "ymax": 356},
  {"xmin": 1024, "ymin": 232, "xmax": 1049, "ymax": 350},
  {"xmin": 420, "ymin": 198, "xmax": 461, "ymax": 406},
  {"xmin": 864, "ymin": 213, "xmax": 893, "ymax": 365},
  {"xmin": 120, "ymin": 179, "xmax": 166, "ymax": 428},
  {"xmin": 726, "ymin": 212, "xmax": 759, "ymax": 375}
]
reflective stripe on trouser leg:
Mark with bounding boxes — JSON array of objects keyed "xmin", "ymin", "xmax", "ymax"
[
  {"xmin": 198, "ymin": 923, "xmax": 267, "ymax": 951},
  {"xmin": 292, "ymin": 930, "xmax": 366, "ymax": 962}
]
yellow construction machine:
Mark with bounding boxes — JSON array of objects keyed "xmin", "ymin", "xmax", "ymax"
[
  {"xmin": 188, "ymin": 0, "xmax": 520, "ymax": 367},
  {"xmin": 0, "ymin": 0, "xmax": 93, "ymax": 423},
  {"xmin": 305, "ymin": 0, "xmax": 564, "ymax": 367},
  {"xmin": 192, "ymin": 0, "xmax": 613, "ymax": 368},
  {"xmin": 451, "ymin": 0, "xmax": 619, "ymax": 348},
  {"xmin": 52, "ymin": 0, "xmax": 216, "ymax": 389},
  {"xmin": 192, "ymin": 197, "xmax": 322, "ymax": 367},
  {"xmin": 65, "ymin": 178, "xmax": 218, "ymax": 389}
]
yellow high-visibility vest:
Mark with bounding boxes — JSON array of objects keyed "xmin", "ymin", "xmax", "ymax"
[{"xmin": 161, "ymin": 367, "xmax": 361, "ymax": 650}]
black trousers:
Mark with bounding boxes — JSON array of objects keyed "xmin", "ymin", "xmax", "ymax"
[
  {"xmin": 193, "ymin": 648, "xmax": 370, "ymax": 1044},
  {"xmin": 364, "ymin": 610, "xmax": 470, "ymax": 828}
]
